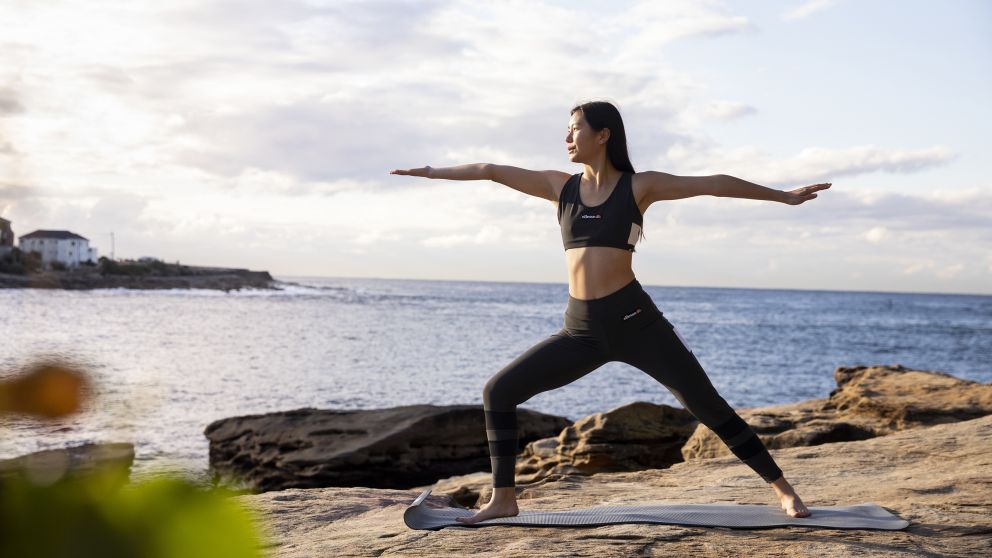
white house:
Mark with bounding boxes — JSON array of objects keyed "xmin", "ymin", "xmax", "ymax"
[{"xmin": 19, "ymin": 230, "xmax": 98, "ymax": 268}]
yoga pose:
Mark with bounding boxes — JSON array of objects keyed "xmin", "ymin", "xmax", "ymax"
[{"xmin": 390, "ymin": 100, "xmax": 827, "ymax": 524}]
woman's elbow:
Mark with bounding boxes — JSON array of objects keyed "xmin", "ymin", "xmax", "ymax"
[{"xmin": 706, "ymin": 174, "xmax": 728, "ymax": 197}]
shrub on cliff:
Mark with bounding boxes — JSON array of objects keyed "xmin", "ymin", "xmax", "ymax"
[
  {"xmin": 0, "ymin": 248, "xmax": 42, "ymax": 275},
  {"xmin": 99, "ymin": 257, "xmax": 153, "ymax": 276}
]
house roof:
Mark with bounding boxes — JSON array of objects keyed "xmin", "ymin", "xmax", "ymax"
[
  {"xmin": 0, "ymin": 217, "xmax": 10, "ymax": 224},
  {"xmin": 20, "ymin": 230, "xmax": 89, "ymax": 241}
]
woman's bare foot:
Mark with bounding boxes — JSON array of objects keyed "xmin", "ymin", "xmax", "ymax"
[
  {"xmin": 770, "ymin": 475, "xmax": 811, "ymax": 518},
  {"xmin": 455, "ymin": 487, "xmax": 519, "ymax": 524}
]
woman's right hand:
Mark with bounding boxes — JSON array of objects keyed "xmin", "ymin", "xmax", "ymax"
[{"xmin": 389, "ymin": 166, "xmax": 433, "ymax": 178}]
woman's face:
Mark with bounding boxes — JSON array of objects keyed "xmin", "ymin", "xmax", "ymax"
[{"xmin": 565, "ymin": 112, "xmax": 604, "ymax": 162}]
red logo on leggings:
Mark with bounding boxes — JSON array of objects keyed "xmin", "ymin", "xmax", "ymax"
[{"xmin": 622, "ymin": 308, "xmax": 642, "ymax": 320}]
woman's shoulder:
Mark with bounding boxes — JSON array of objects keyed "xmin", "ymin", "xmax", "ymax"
[
  {"xmin": 550, "ymin": 171, "xmax": 580, "ymax": 205},
  {"xmin": 629, "ymin": 171, "xmax": 655, "ymax": 212}
]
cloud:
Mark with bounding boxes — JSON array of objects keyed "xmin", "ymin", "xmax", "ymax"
[
  {"xmin": 0, "ymin": 0, "xmax": 749, "ymax": 209},
  {"xmin": 421, "ymin": 225, "xmax": 504, "ymax": 248},
  {"xmin": 902, "ymin": 260, "xmax": 965, "ymax": 279},
  {"xmin": 0, "ymin": 0, "xmax": 986, "ymax": 293},
  {"xmin": 0, "ymin": 181, "xmax": 32, "ymax": 204},
  {"xmin": 230, "ymin": 167, "xmax": 368, "ymax": 197},
  {"xmin": 863, "ymin": 226, "xmax": 889, "ymax": 243},
  {"xmin": 0, "ymin": 0, "xmax": 953, "ymax": 196},
  {"xmin": 0, "ymin": 189, "xmax": 150, "ymax": 243},
  {"xmin": 0, "ymin": 88, "xmax": 24, "ymax": 115},
  {"xmin": 621, "ymin": 1, "xmax": 753, "ymax": 46},
  {"xmin": 666, "ymin": 143, "xmax": 957, "ymax": 186},
  {"xmin": 665, "ymin": 186, "xmax": 992, "ymax": 236},
  {"xmin": 702, "ymin": 100, "xmax": 757, "ymax": 121},
  {"xmin": 782, "ymin": 0, "xmax": 839, "ymax": 21}
]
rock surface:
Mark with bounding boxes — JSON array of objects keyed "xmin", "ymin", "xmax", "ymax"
[
  {"xmin": 0, "ymin": 442, "xmax": 134, "ymax": 485},
  {"xmin": 205, "ymin": 405, "xmax": 571, "ymax": 492},
  {"xmin": 515, "ymin": 401, "xmax": 696, "ymax": 484},
  {"xmin": 207, "ymin": 364, "xmax": 991, "ymax": 503},
  {"xmin": 236, "ymin": 414, "xmax": 992, "ymax": 557},
  {"xmin": 682, "ymin": 364, "xmax": 992, "ymax": 461}
]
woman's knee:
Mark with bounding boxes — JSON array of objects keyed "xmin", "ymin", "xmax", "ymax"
[
  {"xmin": 678, "ymin": 388, "xmax": 737, "ymax": 428},
  {"xmin": 482, "ymin": 375, "xmax": 498, "ymax": 409},
  {"xmin": 483, "ymin": 371, "xmax": 517, "ymax": 410}
]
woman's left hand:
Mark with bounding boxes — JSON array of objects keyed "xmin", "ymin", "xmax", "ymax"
[{"xmin": 782, "ymin": 182, "xmax": 831, "ymax": 205}]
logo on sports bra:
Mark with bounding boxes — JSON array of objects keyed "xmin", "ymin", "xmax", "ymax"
[
  {"xmin": 622, "ymin": 308, "xmax": 642, "ymax": 320},
  {"xmin": 581, "ymin": 214, "xmax": 602, "ymax": 219}
]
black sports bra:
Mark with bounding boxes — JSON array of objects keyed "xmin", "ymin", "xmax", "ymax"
[{"xmin": 557, "ymin": 171, "xmax": 643, "ymax": 252}]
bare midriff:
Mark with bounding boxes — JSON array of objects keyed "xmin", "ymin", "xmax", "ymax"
[{"xmin": 565, "ymin": 246, "xmax": 635, "ymax": 300}]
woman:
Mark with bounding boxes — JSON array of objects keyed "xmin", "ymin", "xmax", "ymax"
[{"xmin": 390, "ymin": 101, "xmax": 828, "ymax": 524}]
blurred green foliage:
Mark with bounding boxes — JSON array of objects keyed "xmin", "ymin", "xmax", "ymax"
[
  {"xmin": 1, "ymin": 360, "xmax": 269, "ymax": 558},
  {"xmin": 0, "ymin": 466, "xmax": 267, "ymax": 558}
]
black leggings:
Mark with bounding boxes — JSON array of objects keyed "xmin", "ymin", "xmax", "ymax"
[{"xmin": 483, "ymin": 277, "xmax": 783, "ymax": 488}]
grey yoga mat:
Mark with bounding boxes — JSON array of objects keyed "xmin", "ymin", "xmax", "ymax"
[{"xmin": 404, "ymin": 488, "xmax": 910, "ymax": 531}]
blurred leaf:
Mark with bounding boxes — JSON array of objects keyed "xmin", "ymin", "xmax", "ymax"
[
  {"xmin": 0, "ymin": 361, "xmax": 91, "ymax": 419},
  {"xmin": 0, "ymin": 470, "xmax": 266, "ymax": 558}
]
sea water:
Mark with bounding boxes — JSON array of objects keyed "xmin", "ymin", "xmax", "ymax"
[{"xmin": 1, "ymin": 276, "xmax": 989, "ymax": 483}]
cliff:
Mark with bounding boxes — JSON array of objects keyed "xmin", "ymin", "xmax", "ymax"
[{"xmin": 0, "ymin": 264, "xmax": 275, "ymax": 291}]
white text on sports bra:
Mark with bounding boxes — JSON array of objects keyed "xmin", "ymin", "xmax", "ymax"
[
  {"xmin": 622, "ymin": 308, "xmax": 642, "ymax": 320},
  {"xmin": 580, "ymin": 214, "xmax": 602, "ymax": 219}
]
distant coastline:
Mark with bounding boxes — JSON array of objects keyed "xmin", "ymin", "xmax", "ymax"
[{"xmin": 0, "ymin": 261, "xmax": 276, "ymax": 291}]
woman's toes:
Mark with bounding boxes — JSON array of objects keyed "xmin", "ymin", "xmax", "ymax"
[{"xmin": 795, "ymin": 504, "xmax": 811, "ymax": 518}]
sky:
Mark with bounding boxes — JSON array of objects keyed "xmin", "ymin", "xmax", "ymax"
[{"xmin": 1, "ymin": 0, "xmax": 990, "ymax": 295}]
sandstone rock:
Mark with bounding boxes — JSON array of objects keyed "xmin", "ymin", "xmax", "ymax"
[
  {"xmin": 235, "ymin": 413, "xmax": 992, "ymax": 557},
  {"xmin": 827, "ymin": 363, "xmax": 992, "ymax": 426},
  {"xmin": 0, "ymin": 442, "xmax": 133, "ymax": 485},
  {"xmin": 516, "ymin": 401, "xmax": 697, "ymax": 484},
  {"xmin": 682, "ymin": 364, "xmax": 992, "ymax": 461},
  {"xmin": 204, "ymin": 405, "xmax": 571, "ymax": 492}
]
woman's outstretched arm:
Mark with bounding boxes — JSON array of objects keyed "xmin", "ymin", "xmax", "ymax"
[
  {"xmin": 641, "ymin": 171, "xmax": 830, "ymax": 206},
  {"xmin": 390, "ymin": 164, "xmax": 568, "ymax": 203},
  {"xmin": 713, "ymin": 174, "xmax": 831, "ymax": 205},
  {"xmin": 389, "ymin": 163, "xmax": 489, "ymax": 180}
]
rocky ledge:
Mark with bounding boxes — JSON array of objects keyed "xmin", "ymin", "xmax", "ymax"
[
  {"xmin": 0, "ymin": 442, "xmax": 134, "ymax": 485},
  {"xmin": 205, "ymin": 405, "xmax": 572, "ymax": 492},
  {"xmin": 681, "ymin": 363, "xmax": 992, "ymax": 461},
  {"xmin": 0, "ymin": 265, "xmax": 275, "ymax": 291},
  {"xmin": 237, "ymin": 413, "xmax": 992, "ymax": 557},
  {"xmin": 218, "ymin": 364, "xmax": 991, "ymax": 557},
  {"xmin": 205, "ymin": 365, "xmax": 992, "ymax": 503}
]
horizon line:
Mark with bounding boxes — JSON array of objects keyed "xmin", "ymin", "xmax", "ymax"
[{"xmin": 273, "ymin": 273, "xmax": 992, "ymax": 298}]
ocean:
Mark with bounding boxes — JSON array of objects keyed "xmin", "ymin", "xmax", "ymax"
[{"xmin": 1, "ymin": 276, "xmax": 990, "ymax": 484}]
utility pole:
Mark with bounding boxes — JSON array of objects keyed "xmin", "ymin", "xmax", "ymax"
[{"xmin": 109, "ymin": 231, "xmax": 115, "ymax": 260}]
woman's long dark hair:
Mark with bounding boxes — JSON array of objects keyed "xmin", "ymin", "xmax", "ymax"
[
  {"xmin": 570, "ymin": 100, "xmax": 645, "ymax": 249},
  {"xmin": 570, "ymin": 101, "xmax": 635, "ymax": 174}
]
